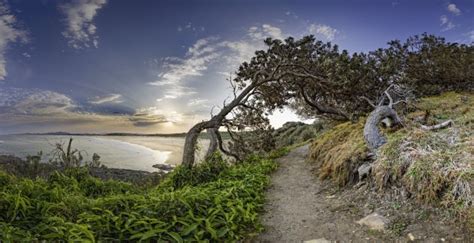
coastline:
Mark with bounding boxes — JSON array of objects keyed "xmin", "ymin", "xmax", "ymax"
[{"xmin": 103, "ymin": 136, "xmax": 210, "ymax": 166}]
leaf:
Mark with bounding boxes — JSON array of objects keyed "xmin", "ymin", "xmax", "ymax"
[
  {"xmin": 167, "ymin": 232, "xmax": 184, "ymax": 243},
  {"xmin": 181, "ymin": 223, "xmax": 199, "ymax": 236}
]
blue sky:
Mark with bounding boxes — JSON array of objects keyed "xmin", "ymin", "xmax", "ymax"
[{"xmin": 0, "ymin": 0, "xmax": 472, "ymax": 134}]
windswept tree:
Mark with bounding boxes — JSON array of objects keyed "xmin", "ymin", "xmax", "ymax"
[{"xmin": 182, "ymin": 33, "xmax": 473, "ymax": 167}]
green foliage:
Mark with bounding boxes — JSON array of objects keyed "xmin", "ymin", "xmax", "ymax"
[
  {"xmin": 266, "ymin": 147, "xmax": 291, "ymax": 160},
  {"xmin": 0, "ymin": 154, "xmax": 277, "ymax": 241},
  {"xmin": 273, "ymin": 121, "xmax": 327, "ymax": 148},
  {"xmin": 234, "ymin": 34, "xmax": 472, "ymax": 122},
  {"xmin": 160, "ymin": 153, "xmax": 229, "ymax": 189}
]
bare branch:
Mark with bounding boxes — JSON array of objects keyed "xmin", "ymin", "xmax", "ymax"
[
  {"xmin": 421, "ymin": 120, "xmax": 453, "ymax": 131},
  {"xmin": 359, "ymin": 96, "xmax": 376, "ymax": 108}
]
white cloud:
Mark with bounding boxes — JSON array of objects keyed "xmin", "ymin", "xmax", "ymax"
[
  {"xmin": 440, "ymin": 15, "xmax": 455, "ymax": 31},
  {"xmin": 177, "ymin": 22, "xmax": 205, "ymax": 33},
  {"xmin": 0, "ymin": 88, "xmax": 76, "ymax": 115},
  {"xmin": 0, "ymin": 87, "xmax": 194, "ymax": 133},
  {"xmin": 447, "ymin": 3, "xmax": 461, "ymax": 15},
  {"xmin": 440, "ymin": 15, "xmax": 449, "ymax": 25},
  {"xmin": 0, "ymin": 2, "xmax": 28, "ymax": 80},
  {"xmin": 466, "ymin": 30, "xmax": 474, "ymax": 41},
  {"xmin": 308, "ymin": 24, "xmax": 339, "ymax": 41},
  {"xmin": 149, "ymin": 37, "xmax": 220, "ymax": 100},
  {"xmin": 248, "ymin": 24, "xmax": 284, "ymax": 40},
  {"xmin": 151, "ymin": 24, "xmax": 289, "ymax": 104},
  {"xmin": 187, "ymin": 98, "xmax": 208, "ymax": 107},
  {"xmin": 89, "ymin": 93, "xmax": 122, "ymax": 104},
  {"xmin": 59, "ymin": 0, "xmax": 107, "ymax": 49}
]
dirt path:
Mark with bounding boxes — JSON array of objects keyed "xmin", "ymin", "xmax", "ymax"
[
  {"xmin": 255, "ymin": 145, "xmax": 470, "ymax": 242},
  {"xmin": 256, "ymin": 144, "xmax": 368, "ymax": 242}
]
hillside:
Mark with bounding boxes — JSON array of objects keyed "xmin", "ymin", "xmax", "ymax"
[{"xmin": 307, "ymin": 92, "xmax": 473, "ymax": 236}]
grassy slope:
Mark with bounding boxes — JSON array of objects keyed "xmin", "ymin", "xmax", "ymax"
[
  {"xmin": 309, "ymin": 92, "xmax": 473, "ymax": 225},
  {"xmin": 0, "ymin": 151, "xmax": 286, "ymax": 241}
]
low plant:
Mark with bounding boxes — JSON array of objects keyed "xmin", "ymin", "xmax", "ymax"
[{"xmin": 0, "ymin": 153, "xmax": 277, "ymax": 241}]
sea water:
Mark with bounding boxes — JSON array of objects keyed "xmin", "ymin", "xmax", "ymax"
[{"xmin": 0, "ymin": 135, "xmax": 172, "ymax": 172}]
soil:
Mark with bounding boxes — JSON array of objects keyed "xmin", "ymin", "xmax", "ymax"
[{"xmin": 254, "ymin": 145, "xmax": 471, "ymax": 242}]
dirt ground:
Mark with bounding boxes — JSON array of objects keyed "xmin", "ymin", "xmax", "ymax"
[{"xmin": 254, "ymin": 145, "xmax": 471, "ymax": 242}]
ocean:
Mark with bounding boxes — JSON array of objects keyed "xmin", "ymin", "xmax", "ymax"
[{"xmin": 0, "ymin": 135, "xmax": 208, "ymax": 172}]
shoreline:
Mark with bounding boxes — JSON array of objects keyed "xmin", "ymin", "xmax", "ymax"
[{"xmin": 106, "ymin": 136, "xmax": 210, "ymax": 166}]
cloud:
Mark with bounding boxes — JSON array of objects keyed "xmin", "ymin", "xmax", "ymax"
[
  {"xmin": 440, "ymin": 15, "xmax": 449, "ymax": 25},
  {"xmin": 89, "ymin": 93, "xmax": 123, "ymax": 104},
  {"xmin": 0, "ymin": 88, "xmax": 77, "ymax": 115},
  {"xmin": 248, "ymin": 24, "xmax": 284, "ymax": 40},
  {"xmin": 177, "ymin": 22, "xmax": 205, "ymax": 33},
  {"xmin": 0, "ymin": 2, "xmax": 28, "ymax": 80},
  {"xmin": 129, "ymin": 107, "xmax": 183, "ymax": 126},
  {"xmin": 466, "ymin": 30, "xmax": 474, "ymax": 42},
  {"xmin": 129, "ymin": 112, "xmax": 168, "ymax": 127},
  {"xmin": 0, "ymin": 87, "xmax": 195, "ymax": 133},
  {"xmin": 59, "ymin": 0, "xmax": 107, "ymax": 49},
  {"xmin": 440, "ymin": 15, "xmax": 455, "ymax": 31},
  {"xmin": 187, "ymin": 98, "xmax": 208, "ymax": 107},
  {"xmin": 308, "ymin": 24, "xmax": 338, "ymax": 41},
  {"xmin": 149, "ymin": 37, "xmax": 220, "ymax": 100},
  {"xmin": 150, "ymin": 24, "xmax": 289, "ymax": 103},
  {"xmin": 447, "ymin": 3, "xmax": 461, "ymax": 15}
]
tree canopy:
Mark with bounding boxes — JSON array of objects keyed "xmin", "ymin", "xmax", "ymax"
[{"xmin": 182, "ymin": 33, "xmax": 473, "ymax": 167}]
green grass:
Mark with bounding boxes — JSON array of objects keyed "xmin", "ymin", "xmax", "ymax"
[{"xmin": 0, "ymin": 153, "xmax": 278, "ymax": 241}]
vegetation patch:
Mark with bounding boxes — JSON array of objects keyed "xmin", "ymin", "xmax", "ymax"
[
  {"xmin": 373, "ymin": 92, "xmax": 473, "ymax": 219},
  {"xmin": 0, "ymin": 154, "xmax": 278, "ymax": 241},
  {"xmin": 309, "ymin": 92, "xmax": 473, "ymax": 227},
  {"xmin": 309, "ymin": 119, "xmax": 369, "ymax": 186},
  {"xmin": 272, "ymin": 121, "xmax": 327, "ymax": 148}
]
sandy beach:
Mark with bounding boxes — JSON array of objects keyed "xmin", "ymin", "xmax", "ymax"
[{"xmin": 107, "ymin": 136, "xmax": 210, "ymax": 166}]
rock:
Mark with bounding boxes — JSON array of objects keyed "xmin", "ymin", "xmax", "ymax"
[
  {"xmin": 358, "ymin": 163, "xmax": 372, "ymax": 180},
  {"xmin": 152, "ymin": 163, "xmax": 174, "ymax": 171},
  {"xmin": 304, "ymin": 238, "xmax": 331, "ymax": 243},
  {"xmin": 407, "ymin": 233, "xmax": 416, "ymax": 241},
  {"xmin": 356, "ymin": 212, "xmax": 389, "ymax": 231}
]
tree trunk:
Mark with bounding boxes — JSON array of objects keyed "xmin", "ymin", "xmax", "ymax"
[
  {"xmin": 363, "ymin": 106, "xmax": 401, "ymax": 151},
  {"xmin": 182, "ymin": 122, "xmax": 207, "ymax": 168},
  {"xmin": 181, "ymin": 82, "xmax": 258, "ymax": 168},
  {"xmin": 205, "ymin": 127, "xmax": 219, "ymax": 160}
]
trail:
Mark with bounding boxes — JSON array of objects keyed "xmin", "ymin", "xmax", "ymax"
[
  {"xmin": 255, "ymin": 145, "xmax": 392, "ymax": 242},
  {"xmin": 255, "ymin": 145, "xmax": 470, "ymax": 242},
  {"xmin": 256, "ymin": 144, "xmax": 366, "ymax": 242}
]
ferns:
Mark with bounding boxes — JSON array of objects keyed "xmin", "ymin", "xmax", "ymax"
[{"xmin": 0, "ymin": 155, "xmax": 277, "ymax": 241}]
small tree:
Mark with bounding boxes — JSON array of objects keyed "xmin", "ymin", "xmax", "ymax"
[{"xmin": 49, "ymin": 138, "xmax": 83, "ymax": 168}]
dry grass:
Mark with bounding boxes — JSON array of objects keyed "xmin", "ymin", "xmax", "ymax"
[
  {"xmin": 373, "ymin": 92, "xmax": 473, "ymax": 226},
  {"xmin": 309, "ymin": 92, "xmax": 473, "ymax": 228},
  {"xmin": 309, "ymin": 120, "xmax": 369, "ymax": 186}
]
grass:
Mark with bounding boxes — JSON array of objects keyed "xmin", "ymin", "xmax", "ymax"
[
  {"xmin": 0, "ymin": 151, "xmax": 280, "ymax": 241},
  {"xmin": 309, "ymin": 119, "xmax": 369, "ymax": 186},
  {"xmin": 308, "ymin": 92, "xmax": 473, "ymax": 229},
  {"xmin": 372, "ymin": 92, "xmax": 473, "ymax": 230},
  {"xmin": 273, "ymin": 121, "xmax": 328, "ymax": 148}
]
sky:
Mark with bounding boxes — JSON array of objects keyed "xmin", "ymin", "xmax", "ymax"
[{"xmin": 0, "ymin": 0, "xmax": 472, "ymax": 134}]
